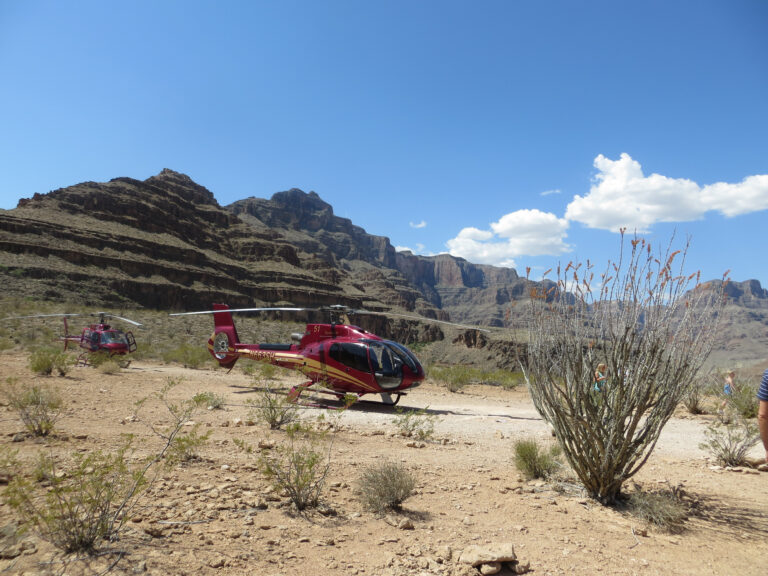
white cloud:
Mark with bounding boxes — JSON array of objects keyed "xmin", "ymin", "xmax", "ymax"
[
  {"xmin": 565, "ymin": 153, "xmax": 768, "ymax": 232},
  {"xmin": 700, "ymin": 175, "xmax": 768, "ymax": 216},
  {"xmin": 541, "ymin": 189, "xmax": 561, "ymax": 196},
  {"xmin": 395, "ymin": 243, "xmax": 427, "ymax": 254},
  {"xmin": 446, "ymin": 210, "xmax": 571, "ymax": 267},
  {"xmin": 409, "ymin": 220, "xmax": 427, "ymax": 229}
]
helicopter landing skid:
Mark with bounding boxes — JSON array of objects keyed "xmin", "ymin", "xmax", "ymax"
[{"xmin": 287, "ymin": 382, "xmax": 360, "ymax": 411}]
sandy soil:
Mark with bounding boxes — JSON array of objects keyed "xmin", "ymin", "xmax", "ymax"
[{"xmin": 1, "ymin": 353, "xmax": 767, "ymax": 576}]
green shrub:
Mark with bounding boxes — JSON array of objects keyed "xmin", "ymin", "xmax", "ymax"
[
  {"xmin": 247, "ymin": 387, "xmax": 300, "ymax": 430},
  {"xmin": 87, "ymin": 351, "xmax": 111, "ymax": 367},
  {"xmin": 29, "ymin": 347, "xmax": 71, "ymax": 376},
  {"xmin": 5, "ymin": 442, "xmax": 148, "ymax": 553},
  {"xmin": 682, "ymin": 376, "xmax": 708, "ymax": 415},
  {"xmin": 699, "ymin": 418, "xmax": 760, "ymax": 467},
  {"xmin": 192, "ymin": 391, "xmax": 225, "ymax": 410},
  {"xmin": 4, "ymin": 380, "xmax": 62, "ymax": 436},
  {"xmin": 513, "ymin": 437, "xmax": 562, "ymax": 480},
  {"xmin": 393, "ymin": 406, "xmax": 438, "ymax": 440},
  {"xmin": 485, "ymin": 368, "xmax": 525, "ymax": 390},
  {"xmin": 726, "ymin": 378, "xmax": 759, "ymax": 419},
  {"xmin": 259, "ymin": 425, "xmax": 332, "ymax": 511},
  {"xmin": 0, "ymin": 445, "xmax": 19, "ymax": 483},
  {"xmin": 429, "ymin": 365, "xmax": 472, "ymax": 392},
  {"xmin": 161, "ymin": 343, "xmax": 211, "ymax": 369},
  {"xmin": 428, "ymin": 364, "xmax": 523, "ymax": 392},
  {"xmin": 167, "ymin": 424, "xmax": 212, "ymax": 465},
  {"xmin": 141, "ymin": 378, "xmax": 212, "ymax": 467},
  {"xmin": 257, "ymin": 363, "xmax": 279, "ymax": 380},
  {"xmin": 97, "ymin": 359, "xmax": 121, "ymax": 374},
  {"xmin": 358, "ymin": 461, "xmax": 416, "ymax": 513}
]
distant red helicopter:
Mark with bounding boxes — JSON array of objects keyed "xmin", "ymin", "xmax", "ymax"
[
  {"xmin": 6, "ymin": 312, "xmax": 140, "ymax": 366},
  {"xmin": 171, "ymin": 303, "xmax": 481, "ymax": 407}
]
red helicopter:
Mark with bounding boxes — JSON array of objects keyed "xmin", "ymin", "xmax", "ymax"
[
  {"xmin": 171, "ymin": 303, "xmax": 483, "ymax": 407},
  {"xmin": 6, "ymin": 312, "xmax": 140, "ymax": 366}
]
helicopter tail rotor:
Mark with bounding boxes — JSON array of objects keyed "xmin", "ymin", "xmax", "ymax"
[{"xmin": 208, "ymin": 303, "xmax": 240, "ymax": 369}]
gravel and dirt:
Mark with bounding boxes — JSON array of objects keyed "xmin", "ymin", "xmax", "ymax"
[{"xmin": 1, "ymin": 352, "xmax": 767, "ymax": 576}]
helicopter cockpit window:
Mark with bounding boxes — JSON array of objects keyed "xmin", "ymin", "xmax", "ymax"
[
  {"xmin": 368, "ymin": 341, "xmax": 400, "ymax": 375},
  {"xmin": 329, "ymin": 343, "xmax": 371, "ymax": 373},
  {"xmin": 367, "ymin": 341, "xmax": 405, "ymax": 389},
  {"xmin": 365, "ymin": 339, "xmax": 421, "ymax": 374},
  {"xmin": 100, "ymin": 331, "xmax": 128, "ymax": 345}
]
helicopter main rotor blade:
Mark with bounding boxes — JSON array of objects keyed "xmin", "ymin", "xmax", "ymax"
[
  {"xmin": 170, "ymin": 307, "xmax": 310, "ymax": 317},
  {"xmin": 94, "ymin": 313, "xmax": 142, "ymax": 326},
  {"xmin": 352, "ymin": 309, "xmax": 491, "ymax": 333}
]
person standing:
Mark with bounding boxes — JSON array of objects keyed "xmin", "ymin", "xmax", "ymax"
[
  {"xmin": 758, "ymin": 368, "xmax": 768, "ymax": 464},
  {"xmin": 594, "ymin": 363, "xmax": 607, "ymax": 392},
  {"xmin": 720, "ymin": 369, "xmax": 736, "ymax": 415}
]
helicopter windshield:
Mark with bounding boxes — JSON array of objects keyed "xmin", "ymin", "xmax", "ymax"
[
  {"xmin": 100, "ymin": 331, "xmax": 128, "ymax": 345},
  {"xmin": 366, "ymin": 340, "xmax": 422, "ymax": 374}
]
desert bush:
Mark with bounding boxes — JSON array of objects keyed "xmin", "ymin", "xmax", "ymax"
[
  {"xmin": 140, "ymin": 378, "xmax": 210, "ymax": 467},
  {"xmin": 682, "ymin": 375, "xmax": 710, "ymax": 415},
  {"xmin": 247, "ymin": 387, "xmax": 300, "ymax": 430},
  {"xmin": 97, "ymin": 359, "xmax": 121, "ymax": 374},
  {"xmin": 393, "ymin": 406, "xmax": 438, "ymax": 440},
  {"xmin": 624, "ymin": 484, "xmax": 690, "ymax": 533},
  {"xmin": 485, "ymin": 368, "xmax": 525, "ymax": 389},
  {"xmin": 522, "ymin": 233, "xmax": 726, "ymax": 504},
  {"xmin": 3, "ymin": 380, "xmax": 211, "ymax": 554},
  {"xmin": 513, "ymin": 437, "xmax": 562, "ymax": 480},
  {"xmin": 699, "ymin": 418, "xmax": 760, "ymax": 467},
  {"xmin": 28, "ymin": 347, "xmax": 71, "ymax": 376},
  {"xmin": 0, "ymin": 445, "xmax": 18, "ymax": 484},
  {"xmin": 429, "ymin": 365, "xmax": 523, "ymax": 392},
  {"xmin": 259, "ymin": 424, "xmax": 332, "ymax": 511},
  {"xmin": 167, "ymin": 424, "xmax": 212, "ymax": 465},
  {"xmin": 726, "ymin": 378, "xmax": 759, "ymax": 419},
  {"xmin": 161, "ymin": 343, "xmax": 211, "ymax": 369},
  {"xmin": 357, "ymin": 461, "xmax": 416, "ymax": 513},
  {"xmin": 256, "ymin": 362, "xmax": 279, "ymax": 380},
  {"xmin": 192, "ymin": 390, "xmax": 225, "ymax": 410},
  {"xmin": 87, "ymin": 351, "xmax": 111, "ymax": 367},
  {"xmin": 429, "ymin": 364, "xmax": 473, "ymax": 392},
  {"xmin": 4, "ymin": 380, "xmax": 62, "ymax": 436},
  {"xmin": 5, "ymin": 441, "xmax": 148, "ymax": 553}
]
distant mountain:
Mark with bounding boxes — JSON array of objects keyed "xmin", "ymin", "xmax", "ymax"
[{"xmin": 1, "ymin": 169, "xmax": 765, "ymax": 368}]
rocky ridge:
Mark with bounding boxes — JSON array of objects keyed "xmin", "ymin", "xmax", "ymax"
[{"xmin": 1, "ymin": 169, "xmax": 767, "ymax": 368}]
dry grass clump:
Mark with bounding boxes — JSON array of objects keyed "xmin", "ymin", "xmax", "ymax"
[
  {"xmin": 358, "ymin": 461, "xmax": 416, "ymax": 513},
  {"xmin": 623, "ymin": 484, "xmax": 691, "ymax": 533}
]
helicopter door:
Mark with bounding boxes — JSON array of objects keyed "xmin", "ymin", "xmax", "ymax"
[
  {"xmin": 368, "ymin": 341, "xmax": 403, "ymax": 390},
  {"xmin": 126, "ymin": 331, "xmax": 137, "ymax": 353},
  {"xmin": 87, "ymin": 330, "xmax": 99, "ymax": 351},
  {"xmin": 328, "ymin": 343, "xmax": 372, "ymax": 380}
]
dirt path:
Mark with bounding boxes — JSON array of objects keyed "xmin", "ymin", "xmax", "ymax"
[{"xmin": 1, "ymin": 355, "xmax": 767, "ymax": 576}]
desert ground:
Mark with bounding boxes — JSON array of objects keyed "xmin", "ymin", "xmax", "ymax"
[{"xmin": 1, "ymin": 352, "xmax": 767, "ymax": 576}]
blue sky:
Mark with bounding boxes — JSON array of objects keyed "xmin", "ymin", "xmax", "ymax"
[{"xmin": 1, "ymin": 1, "xmax": 766, "ymax": 286}]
